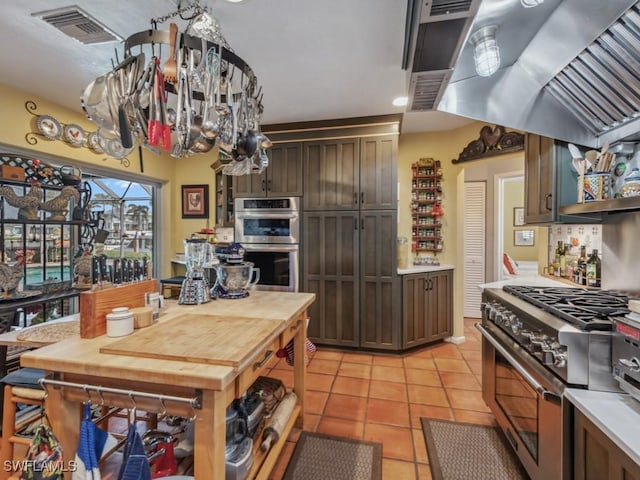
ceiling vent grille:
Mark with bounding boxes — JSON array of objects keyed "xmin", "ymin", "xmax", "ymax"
[
  {"xmin": 428, "ymin": 0, "xmax": 474, "ymax": 17},
  {"xmin": 408, "ymin": 71, "xmax": 452, "ymax": 111},
  {"xmin": 32, "ymin": 6, "xmax": 122, "ymax": 45}
]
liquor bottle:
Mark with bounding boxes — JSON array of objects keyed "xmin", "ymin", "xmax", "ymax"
[
  {"xmin": 554, "ymin": 241, "xmax": 563, "ymax": 277},
  {"xmin": 577, "ymin": 245, "xmax": 587, "ymax": 286},
  {"xmin": 559, "ymin": 243, "xmax": 567, "ymax": 277},
  {"xmin": 586, "ymin": 249, "xmax": 601, "ymax": 287}
]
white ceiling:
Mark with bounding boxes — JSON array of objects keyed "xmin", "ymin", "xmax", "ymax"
[{"xmin": 0, "ymin": 0, "xmax": 474, "ymax": 133}]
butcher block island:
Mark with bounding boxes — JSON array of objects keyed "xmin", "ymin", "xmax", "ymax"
[{"xmin": 19, "ymin": 291, "xmax": 315, "ymax": 479}]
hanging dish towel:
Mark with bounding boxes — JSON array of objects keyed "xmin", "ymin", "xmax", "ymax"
[
  {"xmin": 276, "ymin": 337, "xmax": 317, "ymax": 366},
  {"xmin": 117, "ymin": 425, "xmax": 151, "ymax": 480},
  {"xmin": 20, "ymin": 423, "xmax": 63, "ymax": 480},
  {"xmin": 72, "ymin": 403, "xmax": 119, "ymax": 480}
]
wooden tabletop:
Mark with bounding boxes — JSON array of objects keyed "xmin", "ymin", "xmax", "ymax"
[{"xmin": 20, "ymin": 291, "xmax": 315, "ymax": 391}]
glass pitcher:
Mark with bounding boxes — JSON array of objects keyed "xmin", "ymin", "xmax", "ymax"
[{"xmin": 184, "ymin": 236, "xmax": 213, "ymax": 274}]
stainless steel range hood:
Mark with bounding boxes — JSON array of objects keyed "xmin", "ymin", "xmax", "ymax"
[{"xmin": 436, "ymin": 0, "xmax": 640, "ymax": 148}]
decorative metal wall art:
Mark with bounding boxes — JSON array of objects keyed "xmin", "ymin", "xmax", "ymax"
[{"xmin": 452, "ymin": 125, "xmax": 524, "ymax": 164}]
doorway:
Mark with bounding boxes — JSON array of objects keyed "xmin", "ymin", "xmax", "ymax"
[{"xmin": 496, "ymin": 173, "xmax": 529, "ymax": 280}]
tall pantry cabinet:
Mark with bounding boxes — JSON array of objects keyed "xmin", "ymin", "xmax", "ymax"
[{"xmin": 302, "ymin": 134, "xmax": 400, "ymax": 350}]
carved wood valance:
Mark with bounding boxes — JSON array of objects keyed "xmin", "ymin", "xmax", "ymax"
[{"xmin": 452, "ymin": 125, "xmax": 524, "ymax": 164}]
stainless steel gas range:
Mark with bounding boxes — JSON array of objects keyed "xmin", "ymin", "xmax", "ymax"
[{"xmin": 478, "ymin": 285, "xmax": 629, "ymax": 480}]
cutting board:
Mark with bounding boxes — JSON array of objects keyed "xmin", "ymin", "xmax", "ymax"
[{"xmin": 99, "ymin": 313, "xmax": 283, "ymax": 368}]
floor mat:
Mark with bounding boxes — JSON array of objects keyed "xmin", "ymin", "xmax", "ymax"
[
  {"xmin": 421, "ymin": 418, "xmax": 530, "ymax": 480},
  {"xmin": 283, "ymin": 431, "xmax": 382, "ymax": 480}
]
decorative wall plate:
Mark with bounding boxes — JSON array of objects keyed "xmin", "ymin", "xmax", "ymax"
[
  {"xmin": 36, "ymin": 115, "xmax": 62, "ymax": 140},
  {"xmin": 63, "ymin": 124, "xmax": 85, "ymax": 147},
  {"xmin": 87, "ymin": 131, "xmax": 103, "ymax": 153}
]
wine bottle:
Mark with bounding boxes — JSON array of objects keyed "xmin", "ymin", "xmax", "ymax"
[{"xmin": 577, "ymin": 245, "xmax": 587, "ymax": 286}]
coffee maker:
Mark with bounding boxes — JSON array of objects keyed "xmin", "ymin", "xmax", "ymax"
[{"xmin": 178, "ymin": 236, "xmax": 214, "ymax": 305}]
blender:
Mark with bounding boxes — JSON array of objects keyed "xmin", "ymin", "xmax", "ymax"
[
  {"xmin": 178, "ymin": 236, "xmax": 214, "ymax": 305},
  {"xmin": 213, "ymin": 243, "xmax": 260, "ymax": 299}
]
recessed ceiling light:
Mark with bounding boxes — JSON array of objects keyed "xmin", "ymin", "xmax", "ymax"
[{"xmin": 392, "ymin": 96, "xmax": 408, "ymax": 107}]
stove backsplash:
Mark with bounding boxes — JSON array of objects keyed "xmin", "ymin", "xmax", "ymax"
[
  {"xmin": 602, "ymin": 212, "xmax": 640, "ymax": 296},
  {"xmin": 548, "ymin": 224, "xmax": 602, "ymax": 265}
]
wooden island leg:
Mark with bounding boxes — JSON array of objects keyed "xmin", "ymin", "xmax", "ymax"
[
  {"xmin": 45, "ymin": 383, "xmax": 81, "ymax": 477},
  {"xmin": 193, "ymin": 388, "xmax": 227, "ymax": 479},
  {"xmin": 293, "ymin": 311, "xmax": 307, "ymax": 427}
]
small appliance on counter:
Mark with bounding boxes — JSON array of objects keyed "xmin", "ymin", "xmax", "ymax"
[
  {"xmin": 613, "ymin": 299, "xmax": 640, "ymax": 402},
  {"xmin": 212, "ymin": 243, "xmax": 260, "ymax": 299}
]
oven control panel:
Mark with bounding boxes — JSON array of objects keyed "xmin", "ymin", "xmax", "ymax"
[{"xmin": 482, "ymin": 301, "xmax": 568, "ymax": 369}]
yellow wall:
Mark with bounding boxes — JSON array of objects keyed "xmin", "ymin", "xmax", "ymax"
[
  {"xmin": 0, "ymin": 83, "xmax": 218, "ymax": 277},
  {"xmin": 503, "ymin": 178, "xmax": 539, "ymax": 261}
]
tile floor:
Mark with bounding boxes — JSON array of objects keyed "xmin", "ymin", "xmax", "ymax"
[{"xmin": 267, "ymin": 318, "xmax": 495, "ymax": 479}]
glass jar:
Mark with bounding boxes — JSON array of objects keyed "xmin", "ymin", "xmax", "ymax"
[{"xmin": 620, "ymin": 168, "xmax": 640, "ymax": 198}]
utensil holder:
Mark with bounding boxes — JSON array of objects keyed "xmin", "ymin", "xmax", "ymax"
[{"xmin": 583, "ymin": 173, "xmax": 612, "ymax": 202}]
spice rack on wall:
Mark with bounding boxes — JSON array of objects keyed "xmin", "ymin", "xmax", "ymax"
[{"xmin": 411, "ymin": 158, "xmax": 444, "ymax": 255}]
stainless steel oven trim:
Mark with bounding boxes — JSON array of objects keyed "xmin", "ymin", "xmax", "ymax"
[
  {"xmin": 235, "ymin": 213, "xmax": 300, "ymax": 244},
  {"xmin": 234, "ymin": 197, "xmax": 301, "ymax": 213},
  {"xmin": 477, "ymin": 323, "xmax": 561, "ymax": 403},
  {"xmin": 242, "ymin": 244, "xmax": 299, "ymax": 292}
]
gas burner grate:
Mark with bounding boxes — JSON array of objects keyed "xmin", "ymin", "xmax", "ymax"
[{"xmin": 503, "ymin": 285, "xmax": 629, "ymax": 331}]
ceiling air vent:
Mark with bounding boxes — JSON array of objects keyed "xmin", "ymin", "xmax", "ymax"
[
  {"xmin": 408, "ymin": 70, "xmax": 452, "ymax": 111},
  {"xmin": 427, "ymin": 0, "xmax": 474, "ymax": 17},
  {"xmin": 32, "ymin": 5, "xmax": 122, "ymax": 45}
]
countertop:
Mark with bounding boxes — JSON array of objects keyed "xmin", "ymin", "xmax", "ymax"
[
  {"xmin": 565, "ymin": 388, "xmax": 640, "ymax": 466},
  {"xmin": 398, "ymin": 264, "xmax": 455, "ymax": 275},
  {"xmin": 20, "ymin": 291, "xmax": 315, "ymax": 391},
  {"xmin": 478, "ymin": 275, "xmax": 569, "ymax": 290}
]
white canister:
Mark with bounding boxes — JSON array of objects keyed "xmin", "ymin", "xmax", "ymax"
[{"xmin": 106, "ymin": 307, "xmax": 134, "ymax": 337}]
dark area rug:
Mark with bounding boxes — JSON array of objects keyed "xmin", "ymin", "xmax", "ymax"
[
  {"xmin": 421, "ymin": 418, "xmax": 530, "ymax": 480},
  {"xmin": 283, "ymin": 432, "xmax": 382, "ymax": 480}
]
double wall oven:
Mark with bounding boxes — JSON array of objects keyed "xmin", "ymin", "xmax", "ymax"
[
  {"xmin": 478, "ymin": 286, "xmax": 629, "ymax": 480},
  {"xmin": 234, "ymin": 197, "xmax": 300, "ymax": 292}
]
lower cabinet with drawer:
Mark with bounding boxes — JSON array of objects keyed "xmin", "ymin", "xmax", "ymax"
[{"xmin": 401, "ymin": 269, "xmax": 453, "ymax": 349}]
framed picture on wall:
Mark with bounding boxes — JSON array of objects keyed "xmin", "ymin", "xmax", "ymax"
[
  {"xmin": 514, "ymin": 229, "xmax": 535, "ymax": 246},
  {"xmin": 181, "ymin": 184, "xmax": 209, "ymax": 219},
  {"xmin": 513, "ymin": 207, "xmax": 525, "ymax": 226}
]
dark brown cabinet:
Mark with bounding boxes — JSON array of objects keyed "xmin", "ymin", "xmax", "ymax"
[
  {"xmin": 234, "ymin": 142, "xmax": 303, "ymax": 198},
  {"xmin": 524, "ymin": 133, "xmax": 555, "ymax": 224},
  {"xmin": 401, "ymin": 270, "xmax": 453, "ymax": 348},
  {"xmin": 573, "ymin": 408, "xmax": 640, "ymax": 480},
  {"xmin": 303, "ymin": 210, "xmax": 400, "ymax": 350},
  {"xmin": 303, "ymin": 135, "xmax": 397, "ymax": 211}
]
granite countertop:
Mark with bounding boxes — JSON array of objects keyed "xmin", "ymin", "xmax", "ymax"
[
  {"xmin": 565, "ymin": 388, "xmax": 640, "ymax": 466},
  {"xmin": 397, "ymin": 264, "xmax": 455, "ymax": 274}
]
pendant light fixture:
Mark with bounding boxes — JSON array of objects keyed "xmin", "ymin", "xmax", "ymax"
[{"xmin": 470, "ymin": 25, "xmax": 500, "ymax": 77}]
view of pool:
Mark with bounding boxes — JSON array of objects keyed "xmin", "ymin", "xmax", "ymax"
[{"xmin": 25, "ymin": 266, "xmax": 71, "ymax": 284}]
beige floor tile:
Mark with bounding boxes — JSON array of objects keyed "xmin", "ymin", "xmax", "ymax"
[
  {"xmin": 446, "ymin": 388, "xmax": 491, "ymax": 413},
  {"xmin": 323, "ymin": 393, "xmax": 368, "ymax": 422},
  {"xmin": 332, "ymin": 376, "xmax": 370, "ymax": 397},
  {"xmin": 367, "ymin": 398, "xmax": 411, "ymax": 427},
  {"xmin": 364, "ymin": 423, "xmax": 415, "ymax": 461},
  {"xmin": 371, "ymin": 365, "xmax": 406, "ymax": 383},
  {"xmin": 403, "ymin": 356, "xmax": 437, "ymax": 370},
  {"xmin": 439, "ymin": 371, "xmax": 481, "ymax": 391},
  {"xmin": 316, "ymin": 416, "xmax": 364, "ymax": 440},
  {"xmin": 434, "ymin": 358, "xmax": 471, "ymax": 373},
  {"xmin": 407, "ymin": 384, "xmax": 450, "ymax": 407},
  {"xmin": 405, "ymin": 368, "xmax": 441, "ymax": 387},
  {"xmin": 382, "ymin": 459, "xmax": 417, "ymax": 480},
  {"xmin": 369, "ymin": 380, "xmax": 408, "ymax": 402},
  {"xmin": 338, "ymin": 361, "xmax": 372, "ymax": 379},
  {"xmin": 409, "ymin": 403, "xmax": 454, "ymax": 427}
]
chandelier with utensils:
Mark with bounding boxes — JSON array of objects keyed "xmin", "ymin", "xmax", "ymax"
[{"xmin": 81, "ymin": 1, "xmax": 271, "ymax": 176}]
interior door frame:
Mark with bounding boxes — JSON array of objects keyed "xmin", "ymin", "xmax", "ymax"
[{"xmin": 494, "ymin": 171, "xmax": 524, "ymax": 281}]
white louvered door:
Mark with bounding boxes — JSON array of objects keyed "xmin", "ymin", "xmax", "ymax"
[{"xmin": 463, "ymin": 182, "xmax": 486, "ymax": 318}]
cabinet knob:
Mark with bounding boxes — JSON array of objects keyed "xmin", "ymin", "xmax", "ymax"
[
  {"xmin": 360, "ymin": 192, "xmax": 365, "ymax": 204},
  {"xmin": 354, "ymin": 192, "xmax": 358, "ymax": 204},
  {"xmin": 268, "ymin": 179, "xmax": 272, "ymax": 192},
  {"xmin": 262, "ymin": 179, "xmax": 266, "ymax": 192},
  {"xmin": 545, "ymin": 193, "xmax": 552, "ymax": 211}
]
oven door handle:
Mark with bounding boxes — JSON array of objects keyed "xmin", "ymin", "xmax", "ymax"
[
  {"xmin": 236, "ymin": 213, "xmax": 299, "ymax": 220},
  {"xmin": 476, "ymin": 323, "xmax": 562, "ymax": 404}
]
